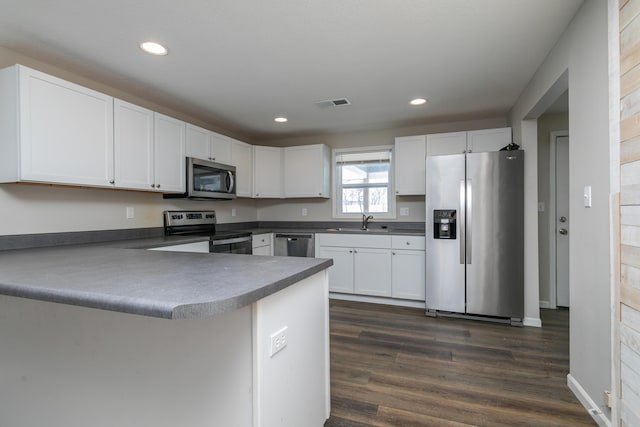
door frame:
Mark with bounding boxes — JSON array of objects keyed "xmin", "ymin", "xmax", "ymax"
[{"xmin": 548, "ymin": 130, "xmax": 569, "ymax": 309}]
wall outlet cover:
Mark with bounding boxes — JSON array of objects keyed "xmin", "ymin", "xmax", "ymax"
[{"xmin": 269, "ymin": 326, "xmax": 288, "ymax": 357}]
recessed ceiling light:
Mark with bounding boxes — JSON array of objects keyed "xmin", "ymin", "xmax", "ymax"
[
  {"xmin": 410, "ymin": 98, "xmax": 427, "ymax": 106},
  {"xmin": 139, "ymin": 41, "xmax": 168, "ymax": 56},
  {"xmin": 274, "ymin": 117, "xmax": 288, "ymax": 123}
]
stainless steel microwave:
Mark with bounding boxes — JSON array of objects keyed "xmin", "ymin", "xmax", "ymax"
[{"xmin": 164, "ymin": 157, "xmax": 236, "ymax": 200}]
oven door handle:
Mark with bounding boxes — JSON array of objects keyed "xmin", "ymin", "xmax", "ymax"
[{"xmin": 210, "ymin": 236, "xmax": 252, "ymax": 246}]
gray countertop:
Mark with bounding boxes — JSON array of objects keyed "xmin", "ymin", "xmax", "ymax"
[
  {"xmin": 0, "ymin": 240, "xmax": 332, "ymax": 320},
  {"xmin": 240, "ymin": 227, "xmax": 425, "ymax": 236}
]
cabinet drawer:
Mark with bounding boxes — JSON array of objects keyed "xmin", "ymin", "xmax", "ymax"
[
  {"xmin": 252, "ymin": 233, "xmax": 273, "ymax": 248},
  {"xmin": 391, "ymin": 235, "xmax": 425, "ymax": 250},
  {"xmin": 317, "ymin": 233, "xmax": 391, "ymax": 248}
]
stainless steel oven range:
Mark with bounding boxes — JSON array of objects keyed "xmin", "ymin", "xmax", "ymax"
[{"xmin": 163, "ymin": 210, "xmax": 252, "ymax": 254}]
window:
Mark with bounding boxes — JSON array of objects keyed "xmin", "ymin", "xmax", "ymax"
[{"xmin": 333, "ymin": 146, "xmax": 395, "ymax": 218}]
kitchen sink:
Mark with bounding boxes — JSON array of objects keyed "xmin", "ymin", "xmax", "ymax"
[{"xmin": 325, "ymin": 227, "xmax": 389, "ymax": 233}]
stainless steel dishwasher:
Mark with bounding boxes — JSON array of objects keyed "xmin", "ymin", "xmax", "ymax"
[{"xmin": 274, "ymin": 233, "xmax": 315, "ymax": 257}]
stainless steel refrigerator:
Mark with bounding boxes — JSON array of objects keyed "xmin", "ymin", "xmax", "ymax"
[{"xmin": 425, "ymin": 150, "xmax": 524, "ymax": 324}]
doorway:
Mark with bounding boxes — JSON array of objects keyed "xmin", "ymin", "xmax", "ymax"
[{"xmin": 549, "ymin": 131, "xmax": 570, "ymax": 308}]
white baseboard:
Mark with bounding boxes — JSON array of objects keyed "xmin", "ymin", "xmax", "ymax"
[
  {"xmin": 567, "ymin": 374, "xmax": 611, "ymax": 427},
  {"xmin": 328, "ymin": 293, "xmax": 425, "ymax": 309},
  {"xmin": 539, "ymin": 300, "xmax": 550, "ymax": 309},
  {"xmin": 523, "ymin": 317, "xmax": 542, "ymax": 328}
]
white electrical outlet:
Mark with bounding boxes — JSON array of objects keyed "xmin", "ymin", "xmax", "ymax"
[
  {"xmin": 231, "ymin": 208, "xmax": 237, "ymax": 217},
  {"xmin": 126, "ymin": 207, "xmax": 134, "ymax": 219},
  {"xmin": 400, "ymin": 207, "xmax": 409, "ymax": 216},
  {"xmin": 302, "ymin": 208, "xmax": 308, "ymax": 217},
  {"xmin": 269, "ymin": 326, "xmax": 288, "ymax": 357}
]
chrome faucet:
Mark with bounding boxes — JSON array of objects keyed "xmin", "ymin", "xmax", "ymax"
[{"xmin": 361, "ymin": 214, "xmax": 373, "ymax": 230}]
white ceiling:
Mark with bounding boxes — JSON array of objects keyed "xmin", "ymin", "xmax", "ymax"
[{"xmin": 0, "ymin": 0, "xmax": 583, "ymax": 141}]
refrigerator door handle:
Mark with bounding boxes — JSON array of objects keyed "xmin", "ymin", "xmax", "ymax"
[
  {"xmin": 459, "ymin": 180, "xmax": 465, "ymax": 264},
  {"xmin": 467, "ymin": 179, "xmax": 472, "ymax": 264}
]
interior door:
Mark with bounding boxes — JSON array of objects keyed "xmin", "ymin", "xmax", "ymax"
[{"xmin": 556, "ymin": 136, "xmax": 570, "ymax": 307}]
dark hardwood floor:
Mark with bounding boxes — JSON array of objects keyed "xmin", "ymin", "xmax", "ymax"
[{"xmin": 324, "ymin": 300, "xmax": 595, "ymax": 427}]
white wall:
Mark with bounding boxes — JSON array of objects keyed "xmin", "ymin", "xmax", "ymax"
[{"xmin": 509, "ymin": 0, "xmax": 611, "ymax": 417}]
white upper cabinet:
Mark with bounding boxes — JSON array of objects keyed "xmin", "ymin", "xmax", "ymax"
[
  {"xmin": 0, "ymin": 64, "xmax": 114, "ymax": 187},
  {"xmin": 153, "ymin": 113, "xmax": 186, "ymax": 193},
  {"xmin": 114, "ymin": 99, "xmax": 154, "ymax": 190},
  {"xmin": 210, "ymin": 132, "xmax": 232, "ymax": 164},
  {"xmin": 426, "ymin": 127, "xmax": 512, "ymax": 157},
  {"xmin": 467, "ymin": 127, "xmax": 512, "ymax": 153},
  {"xmin": 253, "ymin": 145, "xmax": 283, "ymax": 198},
  {"xmin": 186, "ymin": 124, "xmax": 232, "ymax": 164},
  {"xmin": 230, "ymin": 139, "xmax": 253, "ymax": 197},
  {"xmin": 426, "ymin": 131, "xmax": 468, "ymax": 156},
  {"xmin": 185, "ymin": 124, "xmax": 211, "ymax": 161},
  {"xmin": 394, "ymin": 135, "xmax": 426, "ymax": 195},
  {"xmin": 283, "ymin": 144, "xmax": 331, "ymax": 198}
]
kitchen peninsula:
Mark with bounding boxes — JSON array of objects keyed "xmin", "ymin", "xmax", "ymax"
[{"xmin": 0, "ymin": 240, "xmax": 332, "ymax": 427}]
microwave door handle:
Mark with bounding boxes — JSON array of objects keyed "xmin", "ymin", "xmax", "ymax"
[{"xmin": 226, "ymin": 170, "xmax": 235, "ymax": 193}]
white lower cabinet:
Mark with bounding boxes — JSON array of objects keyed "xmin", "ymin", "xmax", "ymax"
[
  {"xmin": 391, "ymin": 249, "xmax": 425, "ymax": 300},
  {"xmin": 317, "ymin": 246, "xmax": 355, "ymax": 293},
  {"xmin": 252, "ymin": 233, "xmax": 273, "ymax": 256},
  {"xmin": 353, "ymin": 247, "xmax": 391, "ymax": 297},
  {"xmin": 317, "ymin": 234, "xmax": 425, "ymax": 302}
]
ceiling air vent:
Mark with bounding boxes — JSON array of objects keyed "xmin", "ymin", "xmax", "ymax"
[{"xmin": 314, "ymin": 98, "xmax": 351, "ymax": 108}]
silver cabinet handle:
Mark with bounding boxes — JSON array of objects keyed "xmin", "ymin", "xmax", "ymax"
[
  {"xmin": 466, "ymin": 179, "xmax": 472, "ymax": 264},
  {"xmin": 459, "ymin": 180, "xmax": 465, "ymax": 265},
  {"xmin": 109, "ymin": 179, "xmax": 115, "ymax": 184},
  {"xmin": 560, "ymin": 216, "xmax": 567, "ymax": 223},
  {"xmin": 559, "ymin": 228, "xmax": 568, "ymax": 235},
  {"xmin": 150, "ymin": 184, "xmax": 155, "ymax": 188},
  {"xmin": 156, "ymin": 184, "xmax": 160, "ymax": 189}
]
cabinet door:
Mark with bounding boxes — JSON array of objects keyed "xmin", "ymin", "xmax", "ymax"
[
  {"xmin": 426, "ymin": 132, "xmax": 467, "ymax": 156},
  {"xmin": 318, "ymin": 246, "xmax": 354, "ymax": 293},
  {"xmin": 467, "ymin": 127, "xmax": 512, "ymax": 153},
  {"xmin": 185, "ymin": 124, "xmax": 211, "ymax": 161},
  {"xmin": 210, "ymin": 132, "xmax": 232, "ymax": 164},
  {"xmin": 394, "ymin": 135, "xmax": 426, "ymax": 195},
  {"xmin": 391, "ymin": 250, "xmax": 426, "ymax": 300},
  {"xmin": 19, "ymin": 66, "xmax": 114, "ymax": 187},
  {"xmin": 230, "ymin": 139, "xmax": 253, "ymax": 197},
  {"xmin": 354, "ymin": 248, "xmax": 392, "ymax": 297},
  {"xmin": 114, "ymin": 99, "xmax": 154, "ymax": 190},
  {"xmin": 253, "ymin": 245, "xmax": 271, "ymax": 256},
  {"xmin": 283, "ymin": 144, "xmax": 330, "ymax": 198},
  {"xmin": 253, "ymin": 145, "xmax": 283, "ymax": 198},
  {"xmin": 252, "ymin": 233, "xmax": 273, "ymax": 256},
  {"xmin": 153, "ymin": 113, "xmax": 186, "ymax": 193}
]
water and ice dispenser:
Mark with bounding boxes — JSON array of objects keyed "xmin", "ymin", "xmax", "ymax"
[{"xmin": 433, "ymin": 209, "xmax": 456, "ymax": 239}]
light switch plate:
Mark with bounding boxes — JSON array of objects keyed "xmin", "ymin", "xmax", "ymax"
[{"xmin": 583, "ymin": 186, "xmax": 592, "ymax": 208}]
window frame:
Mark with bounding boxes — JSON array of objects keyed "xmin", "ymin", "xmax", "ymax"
[{"xmin": 331, "ymin": 145, "xmax": 396, "ymax": 219}]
